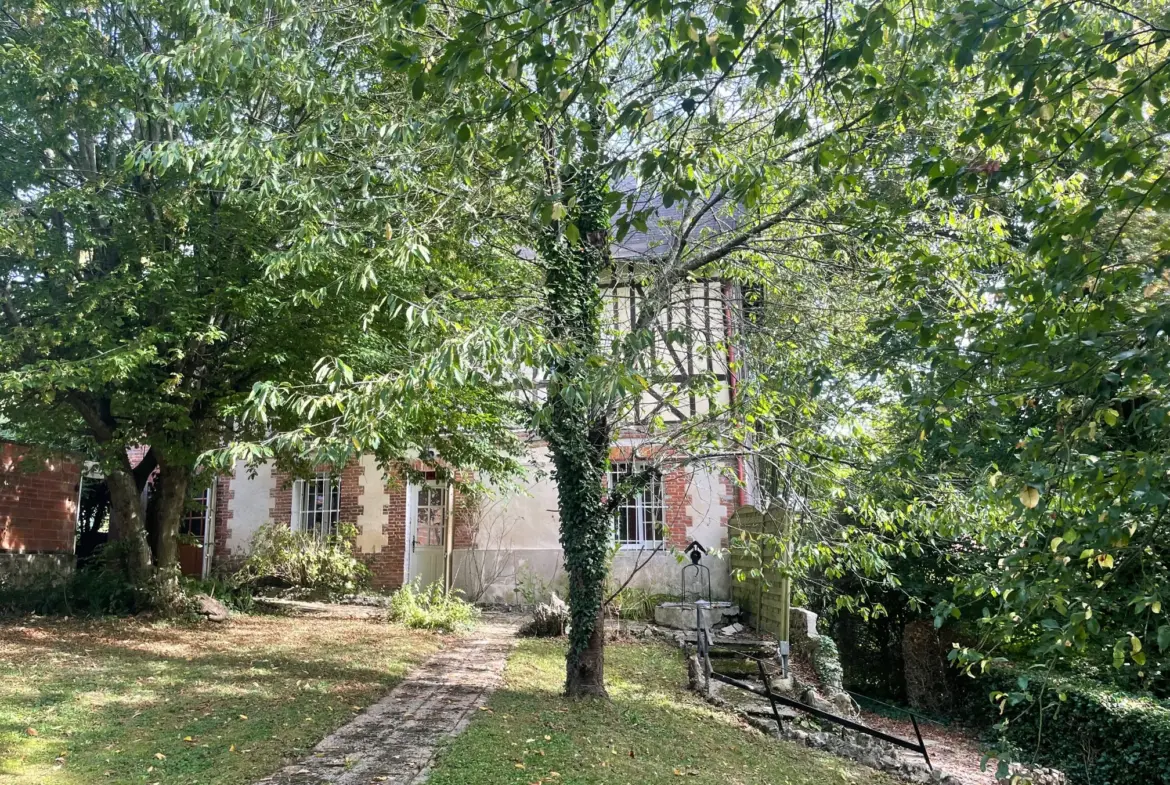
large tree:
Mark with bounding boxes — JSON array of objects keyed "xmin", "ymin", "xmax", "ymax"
[
  {"xmin": 0, "ymin": 0, "xmax": 519, "ymax": 576},
  {"xmin": 354, "ymin": 0, "xmax": 932, "ymax": 695}
]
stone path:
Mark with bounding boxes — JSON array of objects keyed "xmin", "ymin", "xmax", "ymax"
[{"xmin": 254, "ymin": 614, "xmax": 520, "ymax": 785}]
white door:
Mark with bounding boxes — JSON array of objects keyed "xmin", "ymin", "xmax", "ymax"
[{"xmin": 408, "ymin": 481, "xmax": 447, "ymax": 587}]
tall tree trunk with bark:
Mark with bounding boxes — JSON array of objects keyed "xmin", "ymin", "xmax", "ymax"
[
  {"xmin": 149, "ymin": 457, "xmax": 192, "ymax": 571},
  {"xmin": 104, "ymin": 458, "xmax": 153, "ymax": 579},
  {"xmin": 540, "ymin": 160, "xmax": 613, "ymax": 697},
  {"xmin": 69, "ymin": 395, "xmax": 153, "ymax": 578}
]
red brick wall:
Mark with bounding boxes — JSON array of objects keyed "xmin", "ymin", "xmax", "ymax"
[
  {"xmin": 360, "ymin": 474, "xmax": 408, "ymax": 590},
  {"xmin": 663, "ymin": 466, "xmax": 693, "ymax": 548},
  {"xmin": 213, "ymin": 472, "xmax": 234, "ymax": 562},
  {"xmin": 269, "ymin": 469, "xmax": 293, "ymax": 526},
  {"xmin": 0, "ymin": 443, "xmax": 80, "ymax": 554},
  {"xmin": 338, "ymin": 460, "xmax": 363, "ymax": 528}
]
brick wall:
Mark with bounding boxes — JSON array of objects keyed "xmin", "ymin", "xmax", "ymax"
[
  {"xmin": 663, "ymin": 466, "xmax": 693, "ymax": 548},
  {"xmin": 0, "ymin": 443, "xmax": 80, "ymax": 554},
  {"xmin": 213, "ymin": 472, "xmax": 234, "ymax": 562},
  {"xmin": 360, "ymin": 475, "xmax": 408, "ymax": 590}
]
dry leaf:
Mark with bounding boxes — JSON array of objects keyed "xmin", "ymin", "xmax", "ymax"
[
  {"xmin": 154, "ymin": 753, "xmax": 166, "ymax": 760},
  {"xmin": 25, "ymin": 728, "xmax": 38, "ymax": 737}
]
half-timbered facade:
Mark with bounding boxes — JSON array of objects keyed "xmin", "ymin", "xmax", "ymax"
[{"xmin": 205, "ymin": 194, "xmax": 748, "ymax": 598}]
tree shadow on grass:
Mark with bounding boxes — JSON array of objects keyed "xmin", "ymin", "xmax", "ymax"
[
  {"xmin": 0, "ymin": 615, "xmax": 439, "ymax": 785},
  {"xmin": 426, "ymin": 639, "xmax": 893, "ymax": 785}
]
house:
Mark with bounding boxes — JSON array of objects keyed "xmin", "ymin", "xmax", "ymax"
[
  {"xmin": 1, "ymin": 198, "xmax": 752, "ymax": 600},
  {"xmin": 207, "ymin": 269, "xmax": 748, "ymax": 601}
]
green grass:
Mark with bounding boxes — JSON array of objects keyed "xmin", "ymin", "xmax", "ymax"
[
  {"xmin": 428, "ymin": 639, "xmax": 897, "ymax": 785},
  {"xmin": 0, "ymin": 614, "xmax": 442, "ymax": 784}
]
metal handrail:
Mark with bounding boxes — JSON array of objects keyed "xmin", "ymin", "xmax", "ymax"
[{"xmin": 701, "ymin": 639, "xmax": 933, "ymax": 770}]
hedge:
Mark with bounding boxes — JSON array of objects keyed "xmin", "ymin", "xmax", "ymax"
[{"xmin": 955, "ymin": 671, "xmax": 1170, "ymax": 785}]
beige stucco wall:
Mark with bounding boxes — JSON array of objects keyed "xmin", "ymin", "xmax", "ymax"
[
  {"xmin": 226, "ymin": 460, "xmax": 274, "ymax": 553},
  {"xmin": 452, "ymin": 447, "xmax": 733, "ymax": 604}
]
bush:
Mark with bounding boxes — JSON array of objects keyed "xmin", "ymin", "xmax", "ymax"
[
  {"xmin": 607, "ymin": 588, "xmax": 675, "ymax": 621},
  {"xmin": 388, "ymin": 581, "xmax": 480, "ymax": 632},
  {"xmin": 520, "ymin": 593, "xmax": 570, "ymax": 637},
  {"xmin": 234, "ymin": 522, "xmax": 370, "ymax": 597},
  {"xmin": 956, "ymin": 670, "xmax": 1170, "ymax": 785},
  {"xmin": 184, "ymin": 576, "xmax": 256, "ymax": 613}
]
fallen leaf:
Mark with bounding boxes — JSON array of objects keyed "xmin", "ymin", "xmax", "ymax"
[
  {"xmin": 238, "ymin": 715, "xmax": 248, "ymax": 720},
  {"xmin": 183, "ymin": 737, "xmax": 194, "ymax": 742},
  {"xmin": 544, "ymin": 735, "xmax": 551, "ymax": 741},
  {"xmin": 154, "ymin": 753, "xmax": 166, "ymax": 760},
  {"xmin": 515, "ymin": 763, "xmax": 527, "ymax": 770},
  {"xmin": 25, "ymin": 728, "xmax": 38, "ymax": 737}
]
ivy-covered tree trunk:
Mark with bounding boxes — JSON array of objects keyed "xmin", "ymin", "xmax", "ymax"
[{"xmin": 539, "ymin": 162, "xmax": 613, "ymax": 697}]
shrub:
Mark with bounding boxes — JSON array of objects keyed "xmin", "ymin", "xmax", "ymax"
[
  {"xmin": 955, "ymin": 670, "xmax": 1170, "ymax": 785},
  {"xmin": 388, "ymin": 581, "xmax": 480, "ymax": 632},
  {"xmin": 607, "ymin": 588, "xmax": 675, "ymax": 621},
  {"xmin": 520, "ymin": 593, "xmax": 570, "ymax": 637},
  {"xmin": 234, "ymin": 522, "xmax": 370, "ymax": 597}
]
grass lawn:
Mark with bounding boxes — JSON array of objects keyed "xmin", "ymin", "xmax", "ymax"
[
  {"xmin": 427, "ymin": 639, "xmax": 896, "ymax": 785},
  {"xmin": 0, "ymin": 613, "xmax": 442, "ymax": 784}
]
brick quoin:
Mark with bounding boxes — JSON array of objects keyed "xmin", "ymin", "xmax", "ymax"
[
  {"xmin": 0, "ymin": 442, "xmax": 80, "ymax": 554},
  {"xmin": 213, "ymin": 472, "xmax": 234, "ymax": 562},
  {"xmin": 359, "ymin": 469, "xmax": 408, "ymax": 591}
]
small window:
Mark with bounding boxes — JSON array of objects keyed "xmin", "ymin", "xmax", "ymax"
[
  {"xmin": 608, "ymin": 461, "xmax": 665, "ymax": 546},
  {"xmin": 292, "ymin": 473, "xmax": 341, "ymax": 537},
  {"xmin": 414, "ymin": 481, "xmax": 448, "ymax": 547}
]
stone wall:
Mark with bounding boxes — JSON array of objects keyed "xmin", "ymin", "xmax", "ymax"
[{"xmin": 0, "ymin": 552, "xmax": 73, "ymax": 588}]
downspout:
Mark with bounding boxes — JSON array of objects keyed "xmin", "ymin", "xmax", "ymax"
[
  {"xmin": 722, "ymin": 281, "xmax": 746, "ymax": 508},
  {"xmin": 443, "ymin": 480, "xmax": 455, "ymax": 593}
]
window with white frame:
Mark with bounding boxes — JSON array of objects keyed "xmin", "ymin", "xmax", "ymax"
[
  {"xmin": 292, "ymin": 473, "xmax": 341, "ymax": 537},
  {"xmin": 413, "ymin": 481, "xmax": 448, "ymax": 547},
  {"xmin": 608, "ymin": 461, "xmax": 665, "ymax": 546}
]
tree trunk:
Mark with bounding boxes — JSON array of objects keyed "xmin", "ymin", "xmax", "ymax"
[
  {"xmin": 149, "ymin": 459, "xmax": 192, "ymax": 570},
  {"xmin": 565, "ymin": 585, "xmax": 607, "ymax": 695},
  {"xmin": 539, "ymin": 156, "xmax": 612, "ymax": 697},
  {"xmin": 549, "ymin": 412, "xmax": 612, "ymax": 696},
  {"xmin": 105, "ymin": 465, "xmax": 152, "ymax": 578}
]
